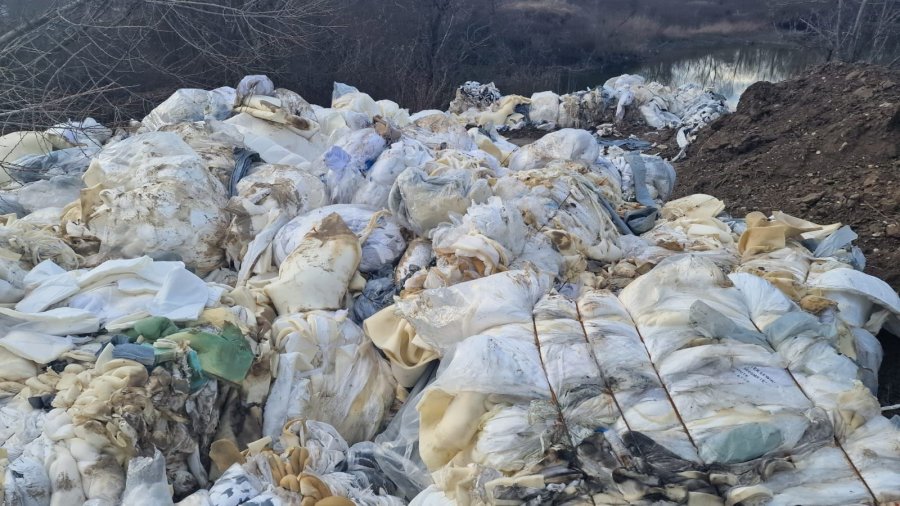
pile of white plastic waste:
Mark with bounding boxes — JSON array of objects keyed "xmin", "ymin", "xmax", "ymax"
[
  {"xmin": 449, "ymin": 75, "xmax": 729, "ymax": 150},
  {"xmin": 0, "ymin": 74, "xmax": 898, "ymax": 506}
]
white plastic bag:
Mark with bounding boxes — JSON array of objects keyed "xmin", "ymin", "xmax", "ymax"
[
  {"xmin": 45, "ymin": 118, "xmax": 111, "ymax": 149},
  {"xmin": 226, "ymin": 112, "xmax": 327, "ymax": 166},
  {"xmin": 225, "ymin": 163, "xmax": 327, "ymax": 270},
  {"xmin": 78, "ymin": 132, "xmax": 229, "ymax": 274},
  {"xmin": 6, "ymin": 146, "xmax": 99, "ymax": 183},
  {"xmin": 274, "ymin": 204, "xmax": 406, "ymax": 274},
  {"xmin": 528, "ymin": 91, "xmax": 560, "ymax": 125},
  {"xmin": 809, "ymin": 268, "xmax": 900, "ymax": 333},
  {"xmin": 351, "ymin": 140, "xmax": 433, "ymax": 210},
  {"xmin": 395, "ymin": 269, "xmax": 549, "ymax": 354},
  {"xmin": 321, "ymin": 128, "xmax": 387, "ymax": 204},
  {"xmin": 265, "ymin": 213, "xmax": 361, "ymax": 314},
  {"xmin": 417, "ymin": 329, "xmax": 550, "ymax": 470},
  {"xmin": 141, "ymin": 89, "xmax": 234, "ymax": 132},
  {"xmin": 264, "ymin": 311, "xmax": 395, "ymax": 444},
  {"xmin": 402, "ymin": 113, "xmax": 475, "ymax": 151},
  {"xmin": 507, "ymin": 128, "xmax": 599, "ymax": 172},
  {"xmin": 388, "ymin": 168, "xmax": 492, "ymax": 237}
]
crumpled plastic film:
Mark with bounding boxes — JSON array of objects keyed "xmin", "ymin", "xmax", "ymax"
[
  {"xmin": 70, "ymin": 132, "xmax": 230, "ymax": 275},
  {"xmin": 577, "ymin": 290, "xmax": 705, "ymax": 469},
  {"xmin": 265, "ymin": 213, "xmax": 362, "ymax": 315},
  {"xmin": 140, "ymin": 89, "xmax": 235, "ymax": 132},
  {"xmin": 393, "ymin": 269, "xmax": 549, "ymax": 356},
  {"xmin": 273, "ymin": 204, "xmax": 406, "ymax": 275},
  {"xmin": 506, "ymin": 128, "xmax": 598, "ymax": 172},
  {"xmin": 363, "ymin": 306, "xmax": 438, "ymax": 388},
  {"xmin": 620, "ymin": 256, "xmax": 827, "ymax": 466},
  {"xmin": 224, "ymin": 162, "xmax": 327, "ymax": 273},
  {"xmin": 493, "ymin": 161, "xmax": 624, "ymax": 268},
  {"xmin": 264, "ymin": 310, "xmax": 395, "ymax": 445},
  {"xmin": 388, "ymin": 167, "xmax": 492, "ymax": 238}
]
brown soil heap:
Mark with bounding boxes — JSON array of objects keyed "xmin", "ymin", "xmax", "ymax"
[{"xmin": 674, "ymin": 62, "xmax": 900, "ymax": 290}]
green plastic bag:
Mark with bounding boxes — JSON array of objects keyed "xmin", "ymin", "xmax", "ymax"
[
  {"xmin": 124, "ymin": 316, "xmax": 180, "ymax": 341},
  {"xmin": 163, "ymin": 324, "xmax": 254, "ymax": 384},
  {"xmin": 125, "ymin": 317, "xmax": 253, "ymax": 385}
]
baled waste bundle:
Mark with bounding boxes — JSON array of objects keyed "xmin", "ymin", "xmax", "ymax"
[{"xmin": 0, "ymin": 71, "xmax": 898, "ymax": 506}]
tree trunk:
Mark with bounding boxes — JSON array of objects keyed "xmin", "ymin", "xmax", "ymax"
[{"xmin": 848, "ymin": 0, "xmax": 871, "ymax": 60}]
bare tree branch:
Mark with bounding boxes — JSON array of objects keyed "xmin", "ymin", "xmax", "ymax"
[
  {"xmin": 0, "ymin": 0, "xmax": 336, "ymax": 136},
  {"xmin": 780, "ymin": 0, "xmax": 899, "ymax": 65}
]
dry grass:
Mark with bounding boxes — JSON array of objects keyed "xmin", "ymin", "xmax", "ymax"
[
  {"xmin": 614, "ymin": 15, "xmax": 765, "ymax": 41},
  {"xmin": 663, "ymin": 20, "xmax": 766, "ymax": 38},
  {"xmin": 500, "ymin": 0, "xmax": 580, "ymax": 14}
]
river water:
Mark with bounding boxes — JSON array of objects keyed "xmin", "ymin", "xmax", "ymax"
[{"xmin": 565, "ymin": 43, "xmax": 826, "ymax": 110}]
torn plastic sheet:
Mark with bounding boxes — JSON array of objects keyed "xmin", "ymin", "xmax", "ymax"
[
  {"xmin": 5, "ymin": 146, "xmax": 99, "ymax": 183},
  {"xmin": 0, "ymin": 330, "xmax": 74, "ymax": 364},
  {"xmin": 16, "ymin": 257, "xmax": 221, "ymax": 329},
  {"xmin": 804, "ymin": 225, "xmax": 867, "ymax": 271}
]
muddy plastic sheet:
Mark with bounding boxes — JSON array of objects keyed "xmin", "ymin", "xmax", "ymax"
[
  {"xmin": 576, "ymin": 291, "xmax": 703, "ymax": 472},
  {"xmin": 412, "ymin": 290, "xmax": 703, "ymax": 505},
  {"xmin": 533, "ymin": 293, "xmax": 714, "ymax": 504}
]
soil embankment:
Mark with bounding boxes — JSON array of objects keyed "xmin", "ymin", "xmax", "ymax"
[{"xmin": 675, "ymin": 62, "xmax": 900, "ymax": 289}]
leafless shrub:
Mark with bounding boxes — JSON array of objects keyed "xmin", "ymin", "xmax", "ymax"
[
  {"xmin": 322, "ymin": 0, "xmax": 494, "ymax": 111},
  {"xmin": 0, "ymin": 0, "xmax": 335, "ymax": 134}
]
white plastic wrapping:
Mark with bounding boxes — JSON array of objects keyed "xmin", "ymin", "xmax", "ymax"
[
  {"xmin": 321, "ymin": 128, "xmax": 387, "ymax": 204},
  {"xmin": 619, "ymin": 256, "xmax": 824, "ymax": 465},
  {"xmin": 351, "ymin": 140, "xmax": 433, "ymax": 210},
  {"xmin": 388, "ymin": 167, "xmax": 492, "ymax": 237},
  {"xmin": 507, "ymin": 128, "xmax": 599, "ymax": 172},
  {"xmin": 394, "ymin": 269, "xmax": 549, "ymax": 355},
  {"xmin": 417, "ymin": 328, "xmax": 551, "ymax": 470},
  {"xmin": 264, "ymin": 311, "xmax": 395, "ymax": 445},
  {"xmin": 16, "ymin": 257, "xmax": 220, "ymax": 330},
  {"xmin": 809, "ymin": 267, "xmax": 900, "ymax": 333},
  {"xmin": 141, "ymin": 88, "xmax": 234, "ymax": 132},
  {"xmin": 226, "ymin": 112, "xmax": 327, "ymax": 165},
  {"xmin": 224, "ymin": 163, "xmax": 327, "ymax": 271},
  {"xmin": 3, "ymin": 73, "xmax": 897, "ymax": 506},
  {"xmin": 76, "ymin": 132, "xmax": 229, "ymax": 274},
  {"xmin": 265, "ymin": 213, "xmax": 361, "ymax": 315},
  {"xmin": 528, "ymin": 91, "xmax": 560, "ymax": 125},
  {"xmin": 273, "ymin": 204, "xmax": 406, "ymax": 274}
]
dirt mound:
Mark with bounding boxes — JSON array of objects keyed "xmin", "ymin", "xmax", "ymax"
[{"xmin": 674, "ymin": 62, "xmax": 900, "ymax": 289}]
